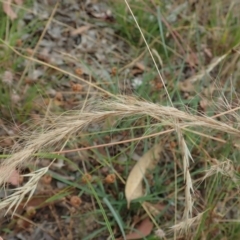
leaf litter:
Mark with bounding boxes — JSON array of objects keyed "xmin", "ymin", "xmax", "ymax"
[{"xmin": 125, "ymin": 143, "xmax": 162, "ymax": 208}]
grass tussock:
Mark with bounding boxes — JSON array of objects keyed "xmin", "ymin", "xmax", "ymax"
[
  {"xmin": 1, "ymin": 96, "xmax": 240, "ymax": 218},
  {"xmin": 1, "ymin": 0, "xmax": 240, "ymax": 239}
]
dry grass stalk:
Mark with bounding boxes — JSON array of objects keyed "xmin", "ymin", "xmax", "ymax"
[
  {"xmin": 169, "ymin": 212, "xmax": 205, "ymax": 233},
  {"xmin": 1, "ymin": 96, "xmax": 240, "ymax": 214},
  {"xmin": 176, "ymin": 130, "xmax": 194, "ymax": 221},
  {"xmin": 1, "ymin": 167, "xmax": 49, "ymax": 216}
]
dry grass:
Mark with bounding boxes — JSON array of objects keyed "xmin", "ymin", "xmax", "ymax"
[
  {"xmin": 1, "ymin": 96, "xmax": 240, "ymax": 224},
  {"xmin": 1, "ymin": 0, "xmax": 240, "ymax": 238}
]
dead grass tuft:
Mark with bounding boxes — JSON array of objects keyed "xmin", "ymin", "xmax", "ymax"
[
  {"xmin": 169, "ymin": 212, "xmax": 206, "ymax": 234},
  {"xmin": 201, "ymin": 158, "xmax": 238, "ymax": 184},
  {"xmin": 1, "ymin": 96, "xmax": 240, "ymax": 217}
]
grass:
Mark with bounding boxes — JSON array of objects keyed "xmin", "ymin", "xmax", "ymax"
[{"xmin": 1, "ymin": 0, "xmax": 240, "ymax": 239}]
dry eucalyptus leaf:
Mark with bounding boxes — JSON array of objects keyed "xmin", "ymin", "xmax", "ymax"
[
  {"xmin": 71, "ymin": 25, "xmax": 91, "ymax": 36},
  {"xmin": 125, "ymin": 143, "xmax": 162, "ymax": 208},
  {"xmin": 3, "ymin": 0, "xmax": 23, "ymax": 20},
  {"xmin": 125, "ymin": 217, "xmax": 153, "ymax": 240},
  {"xmin": 3, "ymin": 2, "xmax": 17, "ymax": 20},
  {"xmin": 0, "ymin": 167, "xmax": 21, "ymax": 186}
]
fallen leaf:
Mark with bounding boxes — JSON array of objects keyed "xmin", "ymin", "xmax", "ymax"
[
  {"xmin": 125, "ymin": 143, "xmax": 162, "ymax": 208},
  {"xmin": 3, "ymin": 2, "xmax": 17, "ymax": 20},
  {"xmin": 8, "ymin": 169, "xmax": 21, "ymax": 185},
  {"xmin": 3, "ymin": 0, "xmax": 24, "ymax": 20},
  {"xmin": 186, "ymin": 51, "xmax": 198, "ymax": 68},
  {"xmin": 71, "ymin": 25, "xmax": 91, "ymax": 36},
  {"xmin": 131, "ymin": 62, "xmax": 146, "ymax": 75},
  {"xmin": 199, "ymin": 98, "xmax": 209, "ymax": 112},
  {"xmin": 0, "ymin": 167, "xmax": 22, "ymax": 186},
  {"xmin": 14, "ymin": 0, "xmax": 23, "ymax": 4},
  {"xmin": 125, "ymin": 217, "xmax": 153, "ymax": 240},
  {"xmin": 17, "ymin": 194, "xmax": 60, "ymax": 212}
]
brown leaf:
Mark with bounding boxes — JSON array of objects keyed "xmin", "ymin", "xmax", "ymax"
[
  {"xmin": 3, "ymin": 2, "xmax": 17, "ymax": 20},
  {"xmin": 3, "ymin": 0, "xmax": 24, "ymax": 20},
  {"xmin": 125, "ymin": 143, "xmax": 162, "ymax": 208},
  {"xmin": 14, "ymin": 0, "xmax": 23, "ymax": 4},
  {"xmin": 186, "ymin": 52, "xmax": 198, "ymax": 68},
  {"xmin": 8, "ymin": 169, "xmax": 22, "ymax": 185},
  {"xmin": 0, "ymin": 167, "xmax": 22, "ymax": 186},
  {"xmin": 125, "ymin": 217, "xmax": 153, "ymax": 240},
  {"xmin": 71, "ymin": 25, "xmax": 91, "ymax": 36}
]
